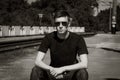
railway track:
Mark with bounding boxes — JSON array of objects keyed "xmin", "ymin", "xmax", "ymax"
[
  {"xmin": 0, "ymin": 32, "xmax": 96, "ymax": 52},
  {"xmin": 0, "ymin": 38, "xmax": 42, "ymax": 52}
]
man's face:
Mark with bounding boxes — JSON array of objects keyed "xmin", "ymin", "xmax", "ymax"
[{"xmin": 55, "ymin": 16, "xmax": 69, "ymax": 34}]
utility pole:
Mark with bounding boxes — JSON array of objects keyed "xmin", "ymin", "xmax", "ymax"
[
  {"xmin": 109, "ymin": 2, "xmax": 112, "ymax": 32},
  {"xmin": 111, "ymin": 0, "xmax": 117, "ymax": 34},
  {"xmin": 38, "ymin": 13, "xmax": 43, "ymax": 27}
]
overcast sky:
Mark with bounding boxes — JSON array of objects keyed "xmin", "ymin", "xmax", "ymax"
[
  {"xmin": 27, "ymin": 0, "xmax": 37, "ymax": 4},
  {"xmin": 98, "ymin": 0, "xmax": 120, "ymax": 10}
]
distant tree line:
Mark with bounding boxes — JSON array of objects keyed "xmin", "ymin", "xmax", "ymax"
[
  {"xmin": 96, "ymin": 6, "xmax": 120, "ymax": 32},
  {"xmin": 0, "ymin": 0, "xmax": 40, "ymax": 26},
  {"xmin": 4, "ymin": 0, "xmax": 120, "ymax": 32}
]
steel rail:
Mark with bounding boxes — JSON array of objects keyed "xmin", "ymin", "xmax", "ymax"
[{"xmin": 0, "ymin": 38, "xmax": 42, "ymax": 52}]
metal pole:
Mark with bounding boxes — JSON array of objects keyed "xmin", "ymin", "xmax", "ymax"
[
  {"xmin": 109, "ymin": 2, "xmax": 112, "ymax": 32},
  {"xmin": 111, "ymin": 0, "xmax": 117, "ymax": 34},
  {"xmin": 38, "ymin": 13, "xmax": 43, "ymax": 27}
]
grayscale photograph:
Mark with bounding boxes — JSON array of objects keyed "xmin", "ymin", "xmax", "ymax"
[{"xmin": 0, "ymin": 0, "xmax": 120, "ymax": 80}]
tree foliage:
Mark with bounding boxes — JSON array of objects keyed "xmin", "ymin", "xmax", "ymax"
[
  {"xmin": 0, "ymin": 0, "xmax": 98, "ymax": 32},
  {"xmin": 97, "ymin": 9, "xmax": 110, "ymax": 32},
  {"xmin": 97, "ymin": 6, "xmax": 120, "ymax": 32},
  {"xmin": 116, "ymin": 6, "xmax": 120, "ymax": 31},
  {"xmin": 31, "ymin": 0, "xmax": 98, "ymax": 31}
]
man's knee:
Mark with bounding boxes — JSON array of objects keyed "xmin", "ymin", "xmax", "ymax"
[
  {"xmin": 75, "ymin": 69, "xmax": 88, "ymax": 80},
  {"xmin": 31, "ymin": 66, "xmax": 42, "ymax": 73},
  {"xmin": 30, "ymin": 66, "xmax": 47, "ymax": 80}
]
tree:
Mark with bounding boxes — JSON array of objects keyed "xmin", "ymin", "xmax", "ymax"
[
  {"xmin": 96, "ymin": 5, "xmax": 120, "ymax": 32},
  {"xmin": 31, "ymin": 0, "xmax": 98, "ymax": 29},
  {"xmin": 97, "ymin": 9, "xmax": 110, "ymax": 32},
  {"xmin": 0, "ymin": 0, "xmax": 32, "ymax": 25},
  {"xmin": 0, "ymin": 0, "xmax": 9, "ymax": 24},
  {"xmin": 116, "ymin": 6, "xmax": 120, "ymax": 31},
  {"xmin": 0, "ymin": 0, "xmax": 98, "ymax": 30}
]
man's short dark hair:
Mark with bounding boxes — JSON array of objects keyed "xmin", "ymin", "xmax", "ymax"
[{"xmin": 54, "ymin": 10, "xmax": 70, "ymax": 19}]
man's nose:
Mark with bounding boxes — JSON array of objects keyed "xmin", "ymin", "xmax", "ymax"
[
  {"xmin": 59, "ymin": 23, "xmax": 63, "ymax": 29},
  {"xmin": 59, "ymin": 23, "xmax": 63, "ymax": 26}
]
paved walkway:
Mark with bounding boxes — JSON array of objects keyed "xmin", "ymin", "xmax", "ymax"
[
  {"xmin": 0, "ymin": 44, "xmax": 120, "ymax": 80},
  {"xmin": 0, "ymin": 32, "xmax": 120, "ymax": 80},
  {"xmin": 0, "ymin": 35, "xmax": 44, "ymax": 43},
  {"xmin": 86, "ymin": 32, "xmax": 120, "ymax": 52}
]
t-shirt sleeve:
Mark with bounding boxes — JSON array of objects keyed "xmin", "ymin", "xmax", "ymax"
[
  {"xmin": 77, "ymin": 36, "xmax": 88, "ymax": 55},
  {"xmin": 38, "ymin": 35, "xmax": 50, "ymax": 53}
]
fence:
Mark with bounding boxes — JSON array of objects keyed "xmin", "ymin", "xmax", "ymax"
[{"xmin": 0, "ymin": 25, "xmax": 85, "ymax": 37}]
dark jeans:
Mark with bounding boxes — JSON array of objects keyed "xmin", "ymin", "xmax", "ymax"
[{"xmin": 30, "ymin": 66, "xmax": 88, "ymax": 80}]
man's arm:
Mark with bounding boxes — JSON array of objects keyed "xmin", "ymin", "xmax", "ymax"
[
  {"xmin": 62, "ymin": 54, "xmax": 88, "ymax": 71},
  {"xmin": 49, "ymin": 53, "xmax": 88, "ymax": 77},
  {"xmin": 35, "ymin": 51, "xmax": 53, "ymax": 71},
  {"xmin": 35, "ymin": 51, "xmax": 64, "ymax": 78}
]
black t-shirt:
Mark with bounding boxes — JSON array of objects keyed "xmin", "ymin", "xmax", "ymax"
[{"xmin": 38, "ymin": 31, "xmax": 88, "ymax": 67}]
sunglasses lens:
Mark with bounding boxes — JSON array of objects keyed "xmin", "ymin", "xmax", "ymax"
[
  {"xmin": 55, "ymin": 22, "xmax": 60, "ymax": 26},
  {"xmin": 55, "ymin": 22, "xmax": 68, "ymax": 26},
  {"xmin": 62, "ymin": 22, "xmax": 67, "ymax": 26}
]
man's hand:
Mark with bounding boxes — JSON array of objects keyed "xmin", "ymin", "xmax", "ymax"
[
  {"xmin": 50, "ymin": 67, "xmax": 66, "ymax": 77},
  {"xmin": 55, "ymin": 74, "xmax": 64, "ymax": 79}
]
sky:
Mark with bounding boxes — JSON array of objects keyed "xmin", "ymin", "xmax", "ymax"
[
  {"xmin": 98, "ymin": 0, "xmax": 120, "ymax": 10},
  {"xmin": 27, "ymin": 0, "xmax": 37, "ymax": 4}
]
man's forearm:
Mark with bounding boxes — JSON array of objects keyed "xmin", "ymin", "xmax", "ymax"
[
  {"xmin": 35, "ymin": 51, "xmax": 53, "ymax": 71},
  {"xmin": 35, "ymin": 60, "xmax": 53, "ymax": 71},
  {"xmin": 63, "ymin": 62, "xmax": 88, "ymax": 71},
  {"xmin": 63, "ymin": 54, "xmax": 88, "ymax": 71}
]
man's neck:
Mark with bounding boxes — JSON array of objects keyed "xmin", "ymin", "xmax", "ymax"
[{"xmin": 57, "ymin": 31, "xmax": 70, "ymax": 40}]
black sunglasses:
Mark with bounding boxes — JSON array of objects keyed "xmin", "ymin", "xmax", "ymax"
[{"xmin": 55, "ymin": 22, "xmax": 68, "ymax": 26}]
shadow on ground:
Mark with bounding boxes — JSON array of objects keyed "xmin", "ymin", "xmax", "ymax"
[
  {"xmin": 76, "ymin": 32, "xmax": 97, "ymax": 37},
  {"xmin": 102, "ymin": 48, "xmax": 120, "ymax": 53},
  {"xmin": 105, "ymin": 78, "xmax": 120, "ymax": 80}
]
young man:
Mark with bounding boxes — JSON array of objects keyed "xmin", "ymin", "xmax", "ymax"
[{"xmin": 30, "ymin": 10, "xmax": 88, "ymax": 80}]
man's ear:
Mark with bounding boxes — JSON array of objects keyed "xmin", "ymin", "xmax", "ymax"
[
  {"xmin": 68, "ymin": 17, "xmax": 72, "ymax": 27},
  {"xmin": 68, "ymin": 22, "xmax": 71, "ymax": 27}
]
